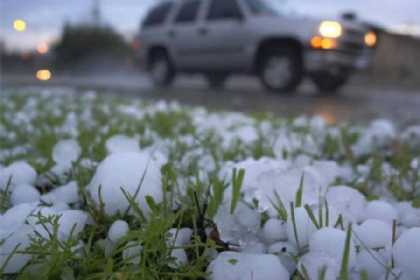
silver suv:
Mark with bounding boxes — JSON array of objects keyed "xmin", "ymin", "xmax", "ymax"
[{"xmin": 137, "ymin": 0, "xmax": 376, "ymax": 93}]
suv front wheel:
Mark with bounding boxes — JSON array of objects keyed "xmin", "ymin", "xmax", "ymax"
[
  {"xmin": 258, "ymin": 47, "xmax": 303, "ymax": 93},
  {"xmin": 149, "ymin": 50, "xmax": 175, "ymax": 88}
]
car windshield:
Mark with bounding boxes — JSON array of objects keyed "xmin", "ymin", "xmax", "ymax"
[{"xmin": 244, "ymin": 0, "xmax": 296, "ymax": 16}]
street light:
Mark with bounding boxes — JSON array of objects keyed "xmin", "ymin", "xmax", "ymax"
[
  {"xmin": 36, "ymin": 69, "xmax": 52, "ymax": 81},
  {"xmin": 13, "ymin": 19, "xmax": 27, "ymax": 32}
]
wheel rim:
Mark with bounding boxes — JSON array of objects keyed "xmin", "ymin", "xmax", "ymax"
[
  {"xmin": 263, "ymin": 56, "xmax": 292, "ymax": 89},
  {"xmin": 151, "ymin": 59, "xmax": 168, "ymax": 84}
]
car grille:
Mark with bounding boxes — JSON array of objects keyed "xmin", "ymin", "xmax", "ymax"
[{"xmin": 338, "ymin": 28, "xmax": 366, "ymax": 54}]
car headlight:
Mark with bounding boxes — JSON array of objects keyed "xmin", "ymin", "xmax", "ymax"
[
  {"xmin": 364, "ymin": 31, "xmax": 377, "ymax": 47},
  {"xmin": 319, "ymin": 21, "xmax": 343, "ymax": 38}
]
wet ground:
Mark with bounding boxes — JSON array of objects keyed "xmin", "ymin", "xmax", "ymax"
[{"xmin": 2, "ymin": 73, "xmax": 420, "ymax": 125}]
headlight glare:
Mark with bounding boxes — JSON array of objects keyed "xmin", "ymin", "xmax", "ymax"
[
  {"xmin": 365, "ymin": 31, "xmax": 377, "ymax": 47},
  {"xmin": 319, "ymin": 21, "xmax": 343, "ymax": 38}
]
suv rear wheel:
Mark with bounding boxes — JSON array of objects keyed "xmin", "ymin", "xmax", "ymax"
[
  {"xmin": 149, "ymin": 50, "xmax": 175, "ymax": 88},
  {"xmin": 258, "ymin": 46, "xmax": 303, "ymax": 93},
  {"xmin": 206, "ymin": 73, "xmax": 228, "ymax": 90},
  {"xmin": 311, "ymin": 72, "xmax": 348, "ymax": 94}
]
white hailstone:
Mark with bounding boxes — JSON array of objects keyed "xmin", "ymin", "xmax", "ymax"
[
  {"xmin": 353, "ymin": 220, "xmax": 392, "ymax": 248},
  {"xmin": 241, "ymin": 242, "xmax": 266, "ymax": 254},
  {"xmin": 0, "ymin": 224, "xmax": 33, "ymax": 274},
  {"xmin": 287, "ymin": 207, "xmax": 317, "ymax": 248},
  {"xmin": 268, "ymin": 242, "xmax": 298, "ymax": 274},
  {"xmin": 87, "ymin": 152, "xmax": 162, "ymax": 216},
  {"xmin": 353, "ymin": 119, "xmax": 395, "ymax": 156},
  {"xmin": 11, "ymin": 184, "xmax": 40, "ymax": 205},
  {"xmin": 58, "ymin": 210, "xmax": 88, "ymax": 240},
  {"xmin": 108, "ymin": 220, "xmax": 129, "ymax": 243},
  {"xmin": 123, "ymin": 241, "xmax": 143, "ymax": 264},
  {"xmin": 326, "ymin": 186, "xmax": 366, "ymax": 223},
  {"xmin": 262, "ymin": 219, "xmax": 287, "ymax": 243},
  {"xmin": 396, "ymin": 202, "xmax": 420, "ymax": 227},
  {"xmin": 207, "ymin": 252, "xmax": 289, "ymax": 280},
  {"xmin": 401, "ymin": 125, "xmax": 420, "ymax": 148},
  {"xmin": 311, "ymin": 161, "xmax": 340, "ymax": 188},
  {"xmin": 294, "ymin": 154, "xmax": 312, "ymax": 168},
  {"xmin": 272, "ymin": 132, "xmax": 299, "ymax": 159},
  {"xmin": 369, "ymin": 119, "xmax": 396, "ymax": 142},
  {"xmin": 411, "ymin": 158, "xmax": 419, "ymax": 169},
  {"xmin": 51, "ymin": 202, "xmax": 70, "ymax": 212},
  {"xmin": 26, "ymin": 206, "xmax": 57, "ymax": 224},
  {"xmin": 309, "ymin": 227, "xmax": 356, "ymax": 268},
  {"xmin": 0, "ymin": 161, "xmax": 37, "ymax": 190},
  {"xmin": 297, "ymin": 252, "xmax": 339, "ymax": 280},
  {"xmin": 364, "ymin": 200, "xmax": 398, "ymax": 224},
  {"xmin": 41, "ymin": 181, "xmax": 80, "ymax": 205},
  {"xmin": 169, "ymin": 249, "xmax": 188, "ymax": 268},
  {"xmin": 268, "ymin": 242, "xmax": 298, "ymax": 256},
  {"xmin": 0, "ymin": 203, "xmax": 37, "ymax": 232},
  {"xmin": 50, "ymin": 163, "xmax": 72, "ymax": 177},
  {"xmin": 234, "ymin": 203, "xmax": 260, "ymax": 229},
  {"xmin": 224, "ymin": 158, "xmax": 289, "ymax": 193},
  {"xmin": 356, "ymin": 249, "xmax": 389, "ymax": 279},
  {"xmin": 256, "ymin": 166, "xmax": 327, "ymax": 213},
  {"xmin": 25, "ymin": 207, "xmax": 58, "ymax": 239},
  {"xmin": 309, "ymin": 116, "xmax": 327, "ymax": 138},
  {"xmin": 337, "ymin": 164, "xmax": 354, "ymax": 182},
  {"xmin": 167, "ymin": 228, "xmax": 193, "ymax": 246},
  {"xmin": 52, "ymin": 139, "xmax": 81, "ymax": 165},
  {"xmin": 214, "ymin": 203, "xmax": 260, "ymax": 245},
  {"xmin": 393, "ymin": 227, "xmax": 420, "ymax": 279},
  {"xmin": 235, "ymin": 125, "xmax": 259, "ymax": 144},
  {"xmin": 105, "ymin": 135, "xmax": 140, "ymax": 154}
]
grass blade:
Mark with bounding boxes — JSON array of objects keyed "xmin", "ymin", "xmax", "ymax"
[
  {"xmin": 230, "ymin": 168, "xmax": 245, "ymax": 214},
  {"xmin": 339, "ymin": 224, "xmax": 352, "ymax": 280},
  {"xmin": 304, "ymin": 204, "xmax": 320, "ymax": 229},
  {"xmin": 290, "ymin": 202, "xmax": 301, "ymax": 251},
  {"xmin": 295, "ymin": 174, "xmax": 305, "ymax": 208}
]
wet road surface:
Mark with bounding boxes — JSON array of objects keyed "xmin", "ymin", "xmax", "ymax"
[{"xmin": 2, "ymin": 73, "xmax": 420, "ymax": 125}]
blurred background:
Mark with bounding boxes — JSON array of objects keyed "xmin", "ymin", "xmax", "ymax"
[{"xmin": 1, "ymin": 0, "xmax": 420, "ymax": 123}]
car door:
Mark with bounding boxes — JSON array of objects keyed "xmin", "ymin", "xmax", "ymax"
[
  {"xmin": 168, "ymin": 0, "xmax": 204, "ymax": 70},
  {"xmin": 197, "ymin": 0, "xmax": 249, "ymax": 70}
]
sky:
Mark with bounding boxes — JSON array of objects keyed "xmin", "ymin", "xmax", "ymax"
[{"xmin": 1, "ymin": 0, "xmax": 420, "ymax": 52}]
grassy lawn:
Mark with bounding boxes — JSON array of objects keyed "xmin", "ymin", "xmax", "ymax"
[{"xmin": 0, "ymin": 88, "xmax": 420, "ymax": 279}]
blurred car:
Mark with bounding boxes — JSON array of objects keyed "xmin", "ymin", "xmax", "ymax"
[{"xmin": 137, "ymin": 0, "xmax": 377, "ymax": 93}]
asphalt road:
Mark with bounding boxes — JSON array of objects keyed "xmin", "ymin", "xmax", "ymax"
[{"xmin": 2, "ymin": 73, "xmax": 420, "ymax": 125}]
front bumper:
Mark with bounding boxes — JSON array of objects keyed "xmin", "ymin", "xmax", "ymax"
[{"xmin": 305, "ymin": 49, "xmax": 372, "ymax": 73}]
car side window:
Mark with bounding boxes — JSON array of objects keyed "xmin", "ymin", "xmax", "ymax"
[
  {"xmin": 175, "ymin": 0, "xmax": 201, "ymax": 24},
  {"xmin": 207, "ymin": 0, "xmax": 242, "ymax": 21},
  {"xmin": 143, "ymin": 2, "xmax": 173, "ymax": 27}
]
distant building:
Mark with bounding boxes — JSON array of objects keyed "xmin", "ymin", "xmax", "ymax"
[{"xmin": 369, "ymin": 30, "xmax": 420, "ymax": 84}]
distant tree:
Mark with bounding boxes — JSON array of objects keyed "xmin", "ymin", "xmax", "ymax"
[{"xmin": 54, "ymin": 23, "xmax": 132, "ymax": 70}]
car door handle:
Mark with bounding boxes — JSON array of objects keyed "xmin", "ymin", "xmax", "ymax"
[
  {"xmin": 168, "ymin": 30, "xmax": 176, "ymax": 38},
  {"xmin": 197, "ymin": 27, "xmax": 208, "ymax": 35}
]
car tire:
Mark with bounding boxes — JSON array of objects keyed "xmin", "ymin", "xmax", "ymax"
[
  {"xmin": 206, "ymin": 73, "xmax": 228, "ymax": 90},
  {"xmin": 312, "ymin": 72, "xmax": 348, "ymax": 94},
  {"xmin": 258, "ymin": 46, "xmax": 303, "ymax": 93},
  {"xmin": 149, "ymin": 50, "xmax": 175, "ymax": 88}
]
